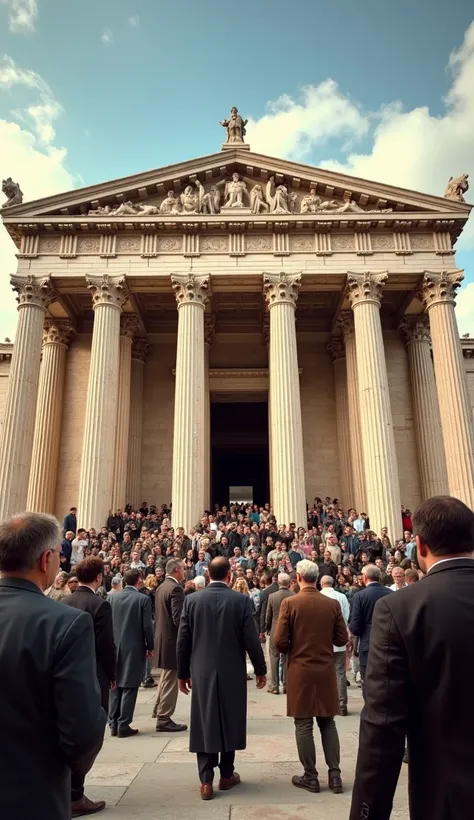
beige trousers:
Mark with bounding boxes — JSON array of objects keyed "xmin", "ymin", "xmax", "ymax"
[{"xmin": 154, "ymin": 668, "xmax": 178, "ymax": 726}]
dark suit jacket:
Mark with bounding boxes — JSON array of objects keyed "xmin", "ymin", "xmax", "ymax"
[
  {"xmin": 259, "ymin": 581, "xmax": 279, "ymax": 633},
  {"xmin": 350, "ymin": 558, "xmax": 474, "ymax": 820},
  {"xmin": 154, "ymin": 576, "xmax": 185, "ymax": 670},
  {"xmin": 348, "ymin": 581, "xmax": 392, "ymax": 667},
  {"xmin": 109, "ymin": 585, "xmax": 154, "ymax": 687},
  {"xmin": 64, "ymin": 585, "xmax": 116, "ymax": 709},
  {"xmin": 0, "ymin": 578, "xmax": 105, "ymax": 820},
  {"xmin": 265, "ymin": 587, "xmax": 294, "ymax": 636},
  {"xmin": 177, "ymin": 582, "xmax": 266, "ymax": 753}
]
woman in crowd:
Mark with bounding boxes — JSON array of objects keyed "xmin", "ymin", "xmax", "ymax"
[{"xmin": 46, "ymin": 572, "xmax": 69, "ymax": 601}]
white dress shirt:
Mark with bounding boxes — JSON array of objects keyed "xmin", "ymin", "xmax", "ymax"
[{"xmin": 320, "ymin": 586, "xmax": 350, "ymax": 652}]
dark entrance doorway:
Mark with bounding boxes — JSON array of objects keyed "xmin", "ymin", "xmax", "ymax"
[{"xmin": 211, "ymin": 402, "xmax": 269, "ymax": 508}]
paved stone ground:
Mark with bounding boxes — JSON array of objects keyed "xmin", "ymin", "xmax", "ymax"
[{"xmin": 86, "ymin": 677, "xmax": 409, "ymax": 819}]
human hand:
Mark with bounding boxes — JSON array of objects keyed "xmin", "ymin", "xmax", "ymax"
[
  {"xmin": 179, "ymin": 678, "xmax": 192, "ymax": 695},
  {"xmin": 259, "ymin": 633, "xmax": 266, "ymax": 644},
  {"xmin": 256, "ymin": 675, "xmax": 267, "ymax": 690},
  {"xmin": 146, "ymin": 650, "xmax": 154, "ymax": 660},
  {"xmin": 109, "ymin": 680, "xmax": 117, "ymax": 690}
]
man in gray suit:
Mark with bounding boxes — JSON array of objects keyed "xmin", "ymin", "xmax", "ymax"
[
  {"xmin": 109, "ymin": 569, "xmax": 154, "ymax": 737},
  {"xmin": 0, "ymin": 512, "xmax": 105, "ymax": 820},
  {"xmin": 265, "ymin": 572, "xmax": 294, "ymax": 694}
]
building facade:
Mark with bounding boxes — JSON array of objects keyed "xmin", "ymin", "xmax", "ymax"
[{"xmin": 1, "ymin": 141, "xmax": 473, "ymax": 538}]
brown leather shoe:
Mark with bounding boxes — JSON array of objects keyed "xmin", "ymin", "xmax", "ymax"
[
  {"xmin": 200, "ymin": 783, "xmax": 213, "ymax": 801},
  {"xmin": 219, "ymin": 772, "xmax": 241, "ymax": 791},
  {"xmin": 71, "ymin": 794, "xmax": 106, "ymax": 816},
  {"xmin": 328, "ymin": 773, "xmax": 343, "ymax": 793}
]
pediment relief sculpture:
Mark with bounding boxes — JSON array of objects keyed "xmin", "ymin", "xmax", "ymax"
[
  {"xmin": 2, "ymin": 177, "xmax": 23, "ymax": 208},
  {"xmin": 444, "ymin": 173, "xmax": 469, "ymax": 203}
]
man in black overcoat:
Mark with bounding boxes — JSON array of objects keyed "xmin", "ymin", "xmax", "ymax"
[
  {"xmin": 0, "ymin": 512, "xmax": 105, "ymax": 820},
  {"xmin": 350, "ymin": 495, "xmax": 474, "ymax": 820},
  {"xmin": 177, "ymin": 557, "xmax": 267, "ymax": 800},
  {"xmin": 153, "ymin": 557, "xmax": 187, "ymax": 731},
  {"xmin": 65, "ymin": 555, "xmax": 117, "ymax": 815},
  {"xmin": 109, "ymin": 569, "xmax": 154, "ymax": 737}
]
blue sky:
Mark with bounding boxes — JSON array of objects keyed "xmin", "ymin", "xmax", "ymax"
[{"xmin": 0, "ymin": 0, "xmax": 473, "ymax": 336}]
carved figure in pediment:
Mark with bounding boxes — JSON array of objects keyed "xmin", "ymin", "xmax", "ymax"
[
  {"xmin": 160, "ymin": 191, "xmax": 181, "ymax": 215},
  {"xmin": 135, "ymin": 203, "xmax": 159, "ymax": 215},
  {"xmin": 300, "ymin": 187, "xmax": 321, "ymax": 214},
  {"xmin": 201, "ymin": 184, "xmax": 221, "ymax": 214},
  {"xmin": 289, "ymin": 192, "xmax": 299, "ymax": 213},
  {"xmin": 266, "ymin": 176, "xmax": 290, "ymax": 214},
  {"xmin": 110, "ymin": 201, "xmax": 139, "ymax": 216},
  {"xmin": 88, "ymin": 205, "xmax": 112, "ymax": 216},
  {"xmin": 444, "ymin": 173, "xmax": 469, "ymax": 202},
  {"xmin": 250, "ymin": 184, "xmax": 269, "ymax": 213},
  {"xmin": 2, "ymin": 177, "xmax": 23, "ymax": 207},
  {"xmin": 221, "ymin": 173, "xmax": 249, "ymax": 209},
  {"xmin": 180, "ymin": 184, "xmax": 199, "ymax": 214},
  {"xmin": 220, "ymin": 106, "xmax": 248, "ymax": 144}
]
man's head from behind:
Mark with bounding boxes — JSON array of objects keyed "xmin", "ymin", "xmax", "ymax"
[
  {"xmin": 0, "ymin": 513, "xmax": 61, "ymax": 591},
  {"xmin": 296, "ymin": 559, "xmax": 319, "ymax": 587},
  {"xmin": 123, "ymin": 569, "xmax": 141, "ymax": 587},
  {"xmin": 166, "ymin": 557, "xmax": 184, "ymax": 583},
  {"xmin": 277, "ymin": 572, "xmax": 290, "ymax": 589},
  {"xmin": 320, "ymin": 574, "xmax": 335, "ymax": 589},
  {"xmin": 74, "ymin": 556, "xmax": 104, "ymax": 590},
  {"xmin": 209, "ymin": 556, "xmax": 231, "ymax": 584},
  {"xmin": 413, "ymin": 495, "xmax": 474, "ymax": 573},
  {"xmin": 361, "ymin": 564, "xmax": 381, "ymax": 585}
]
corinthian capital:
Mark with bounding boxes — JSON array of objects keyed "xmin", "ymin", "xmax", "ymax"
[
  {"xmin": 171, "ymin": 273, "xmax": 210, "ymax": 308},
  {"xmin": 120, "ymin": 314, "xmax": 140, "ymax": 340},
  {"xmin": 399, "ymin": 314, "xmax": 431, "ymax": 345},
  {"xmin": 263, "ymin": 272, "xmax": 301, "ymax": 309},
  {"xmin": 131, "ymin": 337, "xmax": 151, "ymax": 363},
  {"xmin": 337, "ymin": 310, "xmax": 355, "ymax": 340},
  {"xmin": 419, "ymin": 269, "xmax": 464, "ymax": 310},
  {"xmin": 86, "ymin": 274, "xmax": 129, "ymax": 310},
  {"xmin": 346, "ymin": 271, "xmax": 388, "ymax": 308},
  {"xmin": 42, "ymin": 319, "xmax": 76, "ymax": 348},
  {"xmin": 326, "ymin": 336, "xmax": 346, "ymax": 362},
  {"xmin": 11, "ymin": 274, "xmax": 57, "ymax": 310}
]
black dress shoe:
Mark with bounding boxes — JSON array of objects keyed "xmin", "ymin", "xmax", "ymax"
[
  {"xmin": 110, "ymin": 726, "xmax": 117, "ymax": 737},
  {"xmin": 292, "ymin": 774, "xmax": 320, "ymax": 793},
  {"xmin": 117, "ymin": 727, "xmax": 139, "ymax": 738},
  {"xmin": 156, "ymin": 720, "xmax": 188, "ymax": 732},
  {"xmin": 328, "ymin": 773, "xmax": 343, "ymax": 793},
  {"xmin": 339, "ymin": 706, "xmax": 348, "ymax": 716},
  {"xmin": 142, "ymin": 677, "xmax": 157, "ymax": 688}
]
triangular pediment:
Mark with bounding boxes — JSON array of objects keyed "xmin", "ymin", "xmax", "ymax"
[{"xmin": 1, "ymin": 147, "xmax": 471, "ymax": 224}]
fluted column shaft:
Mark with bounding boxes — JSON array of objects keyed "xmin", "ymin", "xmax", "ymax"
[
  {"xmin": 328, "ymin": 339, "xmax": 354, "ymax": 509},
  {"xmin": 0, "ymin": 275, "xmax": 56, "ymax": 520},
  {"xmin": 27, "ymin": 321, "xmax": 75, "ymax": 513},
  {"xmin": 347, "ymin": 272, "xmax": 402, "ymax": 541},
  {"xmin": 171, "ymin": 274, "xmax": 209, "ymax": 533},
  {"xmin": 338, "ymin": 313, "xmax": 366, "ymax": 511},
  {"xmin": 264, "ymin": 273, "xmax": 306, "ymax": 528},
  {"xmin": 204, "ymin": 316, "xmax": 214, "ymax": 512},
  {"xmin": 78, "ymin": 276, "xmax": 128, "ymax": 529},
  {"xmin": 112, "ymin": 317, "xmax": 139, "ymax": 511},
  {"xmin": 421, "ymin": 271, "xmax": 474, "ymax": 508},
  {"xmin": 400, "ymin": 316, "xmax": 448, "ymax": 499},
  {"xmin": 126, "ymin": 340, "xmax": 149, "ymax": 509}
]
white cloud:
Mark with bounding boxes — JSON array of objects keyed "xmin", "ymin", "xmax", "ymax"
[
  {"xmin": 128, "ymin": 15, "xmax": 139, "ymax": 27},
  {"xmin": 0, "ymin": 0, "xmax": 38, "ymax": 33},
  {"xmin": 101, "ymin": 27, "xmax": 114, "ymax": 44},
  {"xmin": 0, "ymin": 59, "xmax": 75, "ymax": 340},
  {"xmin": 246, "ymin": 81, "xmax": 369, "ymax": 161}
]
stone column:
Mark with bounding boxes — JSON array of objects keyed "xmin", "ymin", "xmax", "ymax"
[
  {"xmin": 347, "ymin": 272, "xmax": 402, "ymax": 541},
  {"xmin": 0, "ymin": 275, "xmax": 56, "ymax": 520},
  {"xmin": 126, "ymin": 338, "xmax": 151, "ymax": 510},
  {"xmin": 204, "ymin": 314, "xmax": 215, "ymax": 512},
  {"xmin": 171, "ymin": 273, "xmax": 210, "ymax": 533},
  {"xmin": 399, "ymin": 315, "xmax": 449, "ymax": 499},
  {"xmin": 327, "ymin": 336, "xmax": 354, "ymax": 509},
  {"xmin": 78, "ymin": 275, "xmax": 128, "ymax": 529},
  {"xmin": 338, "ymin": 312, "xmax": 366, "ymax": 512},
  {"xmin": 264, "ymin": 272, "xmax": 306, "ymax": 528},
  {"xmin": 111, "ymin": 315, "xmax": 139, "ymax": 512},
  {"xmin": 420, "ymin": 270, "xmax": 474, "ymax": 508},
  {"xmin": 27, "ymin": 320, "xmax": 76, "ymax": 513}
]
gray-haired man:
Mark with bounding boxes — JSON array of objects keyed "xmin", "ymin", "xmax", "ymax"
[{"xmin": 265, "ymin": 572, "xmax": 294, "ymax": 693}]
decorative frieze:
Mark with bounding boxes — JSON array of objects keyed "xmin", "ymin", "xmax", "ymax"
[
  {"xmin": 315, "ymin": 232, "xmax": 332, "ymax": 255},
  {"xmin": 99, "ymin": 233, "xmax": 117, "ymax": 258},
  {"xmin": 246, "ymin": 235, "xmax": 272, "ymax": 252},
  {"xmin": 371, "ymin": 234, "xmax": 394, "ymax": 250},
  {"xmin": 411, "ymin": 233, "xmax": 433, "ymax": 250},
  {"xmin": 229, "ymin": 233, "xmax": 245, "ymax": 256},
  {"xmin": 393, "ymin": 231, "xmax": 412, "ymax": 255},
  {"xmin": 59, "ymin": 234, "xmax": 78, "ymax": 258},
  {"xmin": 201, "ymin": 236, "xmax": 227, "ymax": 253},
  {"xmin": 290, "ymin": 235, "xmax": 314, "ymax": 253},
  {"xmin": 77, "ymin": 235, "xmax": 100, "ymax": 254},
  {"xmin": 433, "ymin": 231, "xmax": 453, "ymax": 255},
  {"xmin": 183, "ymin": 233, "xmax": 200, "ymax": 256},
  {"xmin": 116, "ymin": 235, "xmax": 141, "ymax": 253},
  {"xmin": 141, "ymin": 233, "xmax": 158, "ymax": 257},
  {"xmin": 157, "ymin": 236, "xmax": 181, "ymax": 253},
  {"xmin": 332, "ymin": 234, "xmax": 355, "ymax": 251},
  {"xmin": 39, "ymin": 236, "xmax": 61, "ymax": 254},
  {"xmin": 18, "ymin": 234, "xmax": 39, "ymax": 258},
  {"xmin": 273, "ymin": 232, "xmax": 290, "ymax": 256},
  {"xmin": 355, "ymin": 231, "xmax": 373, "ymax": 255}
]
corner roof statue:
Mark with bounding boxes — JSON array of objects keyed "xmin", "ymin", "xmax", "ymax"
[
  {"xmin": 444, "ymin": 173, "xmax": 469, "ymax": 203},
  {"xmin": 2, "ymin": 177, "xmax": 23, "ymax": 208},
  {"xmin": 220, "ymin": 106, "xmax": 248, "ymax": 144}
]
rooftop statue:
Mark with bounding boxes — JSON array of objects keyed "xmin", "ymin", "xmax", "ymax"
[
  {"xmin": 220, "ymin": 107, "xmax": 248, "ymax": 144},
  {"xmin": 444, "ymin": 173, "xmax": 469, "ymax": 203},
  {"xmin": 2, "ymin": 177, "xmax": 23, "ymax": 208}
]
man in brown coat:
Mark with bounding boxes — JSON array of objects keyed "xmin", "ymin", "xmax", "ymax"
[
  {"xmin": 274, "ymin": 558, "xmax": 347, "ymax": 795},
  {"xmin": 265, "ymin": 572, "xmax": 294, "ymax": 694},
  {"xmin": 152, "ymin": 558, "xmax": 187, "ymax": 732}
]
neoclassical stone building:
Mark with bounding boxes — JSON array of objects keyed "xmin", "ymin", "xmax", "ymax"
[{"xmin": 1, "ymin": 130, "xmax": 473, "ymax": 538}]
